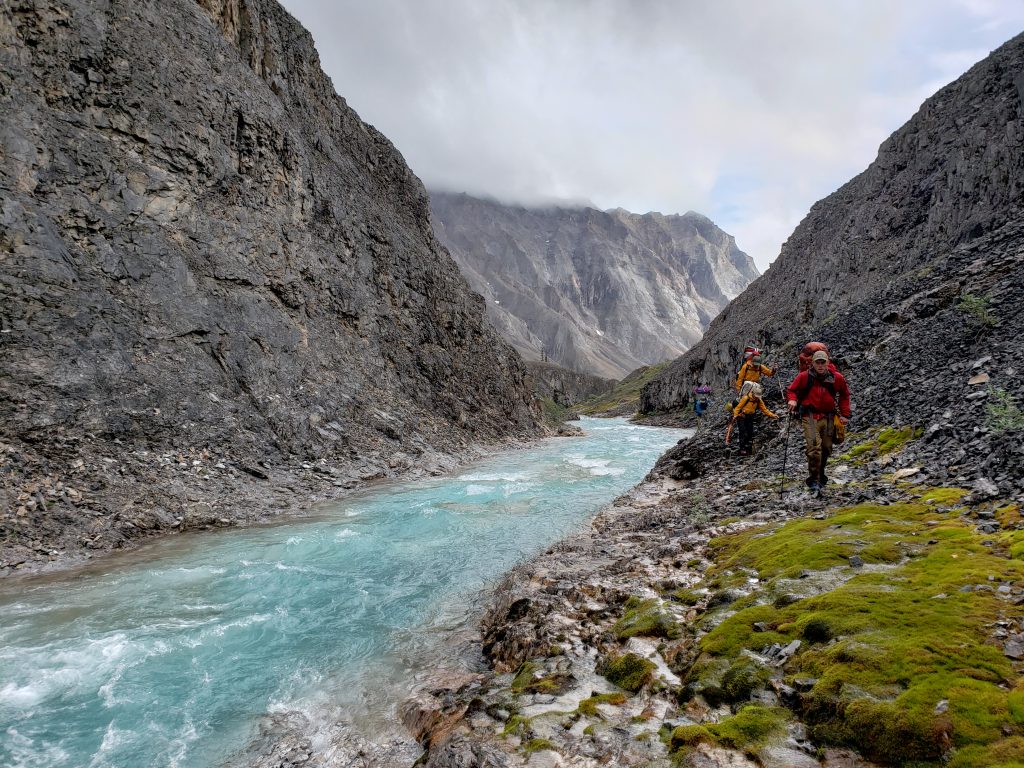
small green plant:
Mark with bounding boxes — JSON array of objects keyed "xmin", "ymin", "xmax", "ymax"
[
  {"xmin": 985, "ymin": 388, "xmax": 1024, "ymax": 434},
  {"xmin": 958, "ymin": 293, "xmax": 996, "ymax": 331}
]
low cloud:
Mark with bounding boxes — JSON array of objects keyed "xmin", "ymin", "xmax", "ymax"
[{"xmin": 281, "ymin": 0, "xmax": 1024, "ymax": 270}]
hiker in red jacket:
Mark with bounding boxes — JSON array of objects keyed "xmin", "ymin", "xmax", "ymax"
[{"xmin": 786, "ymin": 350, "xmax": 851, "ymax": 492}]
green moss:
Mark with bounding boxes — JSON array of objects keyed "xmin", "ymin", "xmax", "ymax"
[
  {"xmin": 688, "ymin": 496, "xmax": 1024, "ymax": 763},
  {"xmin": 669, "ymin": 724, "xmax": 713, "ymax": 750},
  {"xmin": 603, "ymin": 652, "xmax": 656, "ymax": 693},
  {"xmin": 843, "ymin": 425, "xmax": 923, "ymax": 462},
  {"xmin": 720, "ymin": 659, "xmax": 773, "ymax": 703},
  {"xmin": 713, "ymin": 705, "xmax": 788, "ymax": 750},
  {"xmin": 920, "ymin": 487, "xmax": 970, "ymax": 505},
  {"xmin": 522, "ymin": 738, "xmax": 557, "ymax": 755},
  {"xmin": 577, "ymin": 692, "xmax": 627, "ymax": 717},
  {"xmin": 511, "ymin": 661, "xmax": 571, "ymax": 695},
  {"xmin": 670, "ymin": 706, "xmax": 787, "ymax": 755},
  {"xmin": 669, "ymin": 588, "xmax": 702, "ymax": 606},
  {"xmin": 948, "ymin": 736, "xmax": 1024, "ymax": 767},
  {"xmin": 809, "ymin": 697, "xmax": 951, "ymax": 764},
  {"xmin": 613, "ymin": 596, "xmax": 681, "ymax": 640},
  {"xmin": 503, "ymin": 714, "xmax": 530, "ymax": 736}
]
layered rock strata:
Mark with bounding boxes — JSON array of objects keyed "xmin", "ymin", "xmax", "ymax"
[
  {"xmin": 0, "ymin": 0, "xmax": 540, "ymax": 572},
  {"xmin": 430, "ymin": 191, "xmax": 759, "ymax": 379}
]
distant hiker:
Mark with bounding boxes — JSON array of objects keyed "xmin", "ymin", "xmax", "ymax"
[
  {"xmin": 693, "ymin": 382, "xmax": 711, "ymax": 421},
  {"xmin": 730, "ymin": 382, "xmax": 778, "ymax": 456},
  {"xmin": 735, "ymin": 353, "xmax": 776, "ymax": 391},
  {"xmin": 694, "ymin": 394, "xmax": 709, "ymax": 419},
  {"xmin": 786, "ymin": 349, "xmax": 851, "ymax": 492}
]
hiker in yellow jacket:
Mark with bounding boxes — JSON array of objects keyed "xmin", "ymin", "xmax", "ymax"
[
  {"xmin": 735, "ymin": 354, "xmax": 776, "ymax": 391},
  {"xmin": 731, "ymin": 383, "xmax": 778, "ymax": 456}
]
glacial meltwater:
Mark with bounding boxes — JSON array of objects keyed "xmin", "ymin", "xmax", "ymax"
[{"xmin": 0, "ymin": 418, "xmax": 690, "ymax": 768}]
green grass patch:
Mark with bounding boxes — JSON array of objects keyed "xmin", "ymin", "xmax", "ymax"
[
  {"xmin": 576, "ymin": 361, "xmax": 672, "ymax": 415},
  {"xmin": 687, "ymin": 497, "xmax": 1024, "ymax": 763},
  {"xmin": 613, "ymin": 596, "xmax": 681, "ymax": 640},
  {"xmin": 602, "ymin": 652, "xmax": 656, "ymax": 693},
  {"xmin": 986, "ymin": 388, "xmax": 1024, "ymax": 434}
]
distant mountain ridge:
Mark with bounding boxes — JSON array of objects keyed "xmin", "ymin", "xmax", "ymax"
[{"xmin": 430, "ymin": 192, "xmax": 759, "ymax": 379}]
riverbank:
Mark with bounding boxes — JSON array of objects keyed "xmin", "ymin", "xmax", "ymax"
[
  {"xmin": 402, "ymin": 416, "xmax": 1024, "ymax": 768},
  {"xmin": 0, "ymin": 433, "xmax": 536, "ymax": 577}
]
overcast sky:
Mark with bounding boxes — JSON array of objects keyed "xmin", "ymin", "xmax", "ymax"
[{"xmin": 279, "ymin": 0, "xmax": 1024, "ymax": 272}]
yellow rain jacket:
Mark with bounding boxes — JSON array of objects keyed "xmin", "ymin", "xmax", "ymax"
[
  {"xmin": 732, "ymin": 394, "xmax": 777, "ymax": 418},
  {"xmin": 735, "ymin": 361, "xmax": 776, "ymax": 390}
]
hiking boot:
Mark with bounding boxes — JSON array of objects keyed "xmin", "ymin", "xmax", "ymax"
[
  {"xmin": 805, "ymin": 476, "xmax": 817, "ymax": 489},
  {"xmin": 818, "ymin": 473, "xmax": 828, "ymax": 487}
]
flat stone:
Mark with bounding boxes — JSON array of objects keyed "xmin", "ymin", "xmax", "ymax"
[
  {"xmin": 1004, "ymin": 641, "xmax": 1024, "ymax": 660},
  {"xmin": 968, "ymin": 372, "xmax": 990, "ymax": 385},
  {"xmin": 891, "ymin": 467, "xmax": 921, "ymax": 479}
]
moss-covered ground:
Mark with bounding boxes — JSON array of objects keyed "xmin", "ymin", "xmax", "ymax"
[
  {"xmin": 613, "ymin": 596, "xmax": 682, "ymax": 640},
  {"xmin": 676, "ymin": 487, "xmax": 1024, "ymax": 765},
  {"xmin": 842, "ymin": 425, "xmax": 924, "ymax": 463}
]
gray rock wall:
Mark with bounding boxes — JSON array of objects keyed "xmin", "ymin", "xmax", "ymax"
[
  {"xmin": 525, "ymin": 361, "xmax": 615, "ymax": 407},
  {"xmin": 640, "ymin": 32, "xmax": 1024, "ymax": 495},
  {"xmin": 430, "ymin": 191, "xmax": 758, "ymax": 379},
  {"xmin": 0, "ymin": 0, "xmax": 541, "ymax": 570}
]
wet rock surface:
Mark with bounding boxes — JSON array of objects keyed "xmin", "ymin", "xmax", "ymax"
[{"xmin": 0, "ymin": 0, "xmax": 542, "ymax": 573}]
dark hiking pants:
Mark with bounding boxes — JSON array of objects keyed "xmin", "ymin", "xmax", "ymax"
[{"xmin": 737, "ymin": 415, "xmax": 754, "ymax": 453}]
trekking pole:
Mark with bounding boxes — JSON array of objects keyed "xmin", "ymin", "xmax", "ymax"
[{"xmin": 779, "ymin": 411, "xmax": 792, "ymax": 499}]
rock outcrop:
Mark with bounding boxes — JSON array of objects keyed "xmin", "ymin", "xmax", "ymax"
[
  {"xmin": 430, "ymin": 191, "xmax": 759, "ymax": 379},
  {"xmin": 0, "ymin": 0, "xmax": 541, "ymax": 572},
  {"xmin": 641, "ymin": 32, "xmax": 1024, "ymax": 496},
  {"xmin": 525, "ymin": 361, "xmax": 615, "ymax": 408}
]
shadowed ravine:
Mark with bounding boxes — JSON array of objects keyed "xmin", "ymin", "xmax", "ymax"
[{"xmin": 0, "ymin": 418, "xmax": 690, "ymax": 768}]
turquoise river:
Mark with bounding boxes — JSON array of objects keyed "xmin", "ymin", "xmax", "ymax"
[{"xmin": 0, "ymin": 418, "xmax": 690, "ymax": 767}]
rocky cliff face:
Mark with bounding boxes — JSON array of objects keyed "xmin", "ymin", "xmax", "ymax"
[
  {"xmin": 430, "ymin": 192, "xmax": 759, "ymax": 379},
  {"xmin": 0, "ymin": 0, "xmax": 541, "ymax": 571},
  {"xmin": 525, "ymin": 361, "xmax": 615, "ymax": 407},
  {"xmin": 642, "ymin": 32, "xmax": 1024, "ymax": 497}
]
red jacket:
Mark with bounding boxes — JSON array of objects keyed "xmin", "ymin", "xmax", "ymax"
[{"xmin": 786, "ymin": 369, "xmax": 851, "ymax": 418}]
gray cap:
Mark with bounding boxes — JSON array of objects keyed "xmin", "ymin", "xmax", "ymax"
[{"xmin": 812, "ymin": 350, "xmax": 829, "ymax": 362}]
